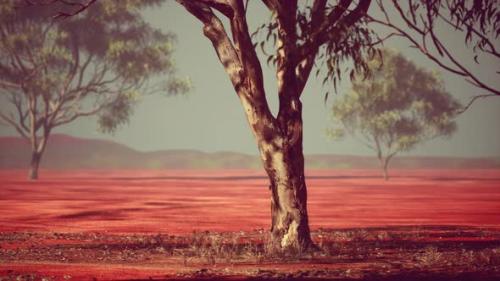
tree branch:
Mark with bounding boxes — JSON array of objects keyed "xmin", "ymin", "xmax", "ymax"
[
  {"xmin": 52, "ymin": 102, "xmax": 106, "ymax": 126},
  {"xmin": 458, "ymin": 94, "xmax": 497, "ymax": 114},
  {"xmin": 312, "ymin": 0, "xmax": 370, "ymax": 49},
  {"xmin": 176, "ymin": 0, "xmax": 245, "ymax": 92},
  {"xmin": 177, "ymin": 0, "xmax": 278, "ymax": 139},
  {"xmin": 23, "ymin": 0, "xmax": 98, "ymax": 19},
  {"xmin": 369, "ymin": 0, "xmax": 500, "ymax": 99},
  {"xmin": 198, "ymin": 0, "xmax": 234, "ymax": 17},
  {"xmin": 296, "ymin": 0, "xmax": 371, "ymax": 95},
  {"xmin": 0, "ymin": 111, "xmax": 29, "ymax": 139}
]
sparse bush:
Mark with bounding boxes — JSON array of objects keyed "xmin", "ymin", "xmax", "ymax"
[{"xmin": 416, "ymin": 246, "xmax": 443, "ymax": 267}]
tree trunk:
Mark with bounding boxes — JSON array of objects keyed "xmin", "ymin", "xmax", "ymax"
[
  {"xmin": 175, "ymin": 0, "xmax": 314, "ymax": 252},
  {"xmin": 28, "ymin": 129, "xmax": 50, "ymax": 180},
  {"xmin": 254, "ymin": 115, "xmax": 313, "ymax": 252},
  {"xmin": 381, "ymin": 157, "xmax": 389, "ymax": 181},
  {"xmin": 29, "ymin": 151, "xmax": 41, "ymax": 180},
  {"xmin": 383, "ymin": 164, "xmax": 389, "ymax": 181}
]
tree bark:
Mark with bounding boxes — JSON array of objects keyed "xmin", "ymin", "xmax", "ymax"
[
  {"xmin": 28, "ymin": 128, "xmax": 50, "ymax": 180},
  {"xmin": 29, "ymin": 151, "xmax": 41, "ymax": 180},
  {"xmin": 176, "ymin": 0, "xmax": 314, "ymax": 252},
  {"xmin": 251, "ymin": 98, "xmax": 313, "ymax": 252},
  {"xmin": 260, "ymin": 135, "xmax": 313, "ymax": 251}
]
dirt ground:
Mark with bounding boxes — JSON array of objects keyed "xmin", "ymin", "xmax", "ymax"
[{"xmin": 0, "ymin": 169, "xmax": 499, "ymax": 280}]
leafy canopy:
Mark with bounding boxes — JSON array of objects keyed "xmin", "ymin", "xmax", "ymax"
[
  {"xmin": 330, "ymin": 49, "xmax": 461, "ymax": 155},
  {"xmin": 0, "ymin": 0, "xmax": 188, "ymax": 134}
]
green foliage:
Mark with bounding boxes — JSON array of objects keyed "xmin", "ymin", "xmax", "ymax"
[
  {"xmin": 97, "ymin": 92, "xmax": 138, "ymax": 134},
  {"xmin": 412, "ymin": 0, "xmax": 499, "ymax": 56},
  {"xmin": 251, "ymin": 3, "xmax": 380, "ymax": 95},
  {"xmin": 0, "ymin": 0, "xmax": 186, "ymax": 135},
  {"xmin": 330, "ymin": 48, "xmax": 461, "ymax": 161},
  {"xmin": 166, "ymin": 76, "xmax": 192, "ymax": 96}
]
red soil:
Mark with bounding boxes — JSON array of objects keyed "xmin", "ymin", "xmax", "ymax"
[
  {"xmin": 1, "ymin": 263, "xmax": 176, "ymax": 281},
  {"xmin": 1, "ymin": 169, "xmax": 500, "ymax": 280},
  {"xmin": 0, "ymin": 169, "xmax": 499, "ymax": 234}
]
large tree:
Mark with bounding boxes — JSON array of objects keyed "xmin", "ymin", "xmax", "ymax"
[
  {"xmin": 172, "ymin": 0, "xmax": 379, "ymax": 251},
  {"xmin": 35, "ymin": 0, "xmax": 378, "ymax": 251},
  {"xmin": 0, "ymin": 0, "xmax": 186, "ymax": 179},
  {"xmin": 329, "ymin": 49, "xmax": 461, "ymax": 180}
]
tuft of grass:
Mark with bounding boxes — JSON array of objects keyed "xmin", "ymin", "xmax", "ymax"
[
  {"xmin": 1, "ymin": 227, "xmax": 499, "ymax": 274},
  {"xmin": 416, "ymin": 246, "xmax": 443, "ymax": 267}
]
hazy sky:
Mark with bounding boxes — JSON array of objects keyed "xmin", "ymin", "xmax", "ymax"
[{"xmin": 1, "ymin": 1, "xmax": 499, "ymax": 157}]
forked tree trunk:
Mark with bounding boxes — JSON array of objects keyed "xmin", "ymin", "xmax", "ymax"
[
  {"xmin": 177, "ymin": 0, "xmax": 372, "ymax": 254},
  {"xmin": 175, "ymin": 0, "xmax": 317, "ymax": 253},
  {"xmin": 235, "ymin": 85, "xmax": 313, "ymax": 252}
]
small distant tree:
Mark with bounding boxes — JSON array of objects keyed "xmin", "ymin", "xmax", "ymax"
[
  {"xmin": 329, "ymin": 49, "xmax": 461, "ymax": 180},
  {"xmin": 0, "ymin": 0, "xmax": 187, "ymax": 179}
]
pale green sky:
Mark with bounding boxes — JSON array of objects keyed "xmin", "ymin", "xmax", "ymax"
[{"xmin": 1, "ymin": 1, "xmax": 499, "ymax": 157}]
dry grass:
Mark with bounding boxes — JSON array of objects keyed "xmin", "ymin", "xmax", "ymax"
[{"xmin": 1, "ymin": 226, "xmax": 500, "ymax": 280}]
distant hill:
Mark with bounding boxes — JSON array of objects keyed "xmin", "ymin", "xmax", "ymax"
[
  {"xmin": 1, "ymin": 134, "xmax": 499, "ymax": 169},
  {"xmin": 0, "ymin": 134, "xmax": 260, "ymax": 170}
]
